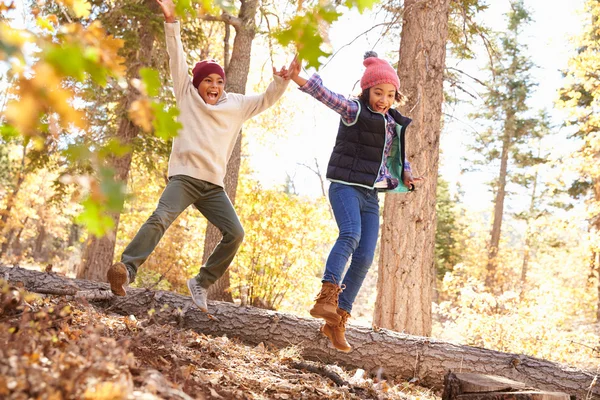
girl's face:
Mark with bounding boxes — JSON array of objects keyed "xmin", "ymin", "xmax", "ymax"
[
  {"xmin": 368, "ymin": 83, "xmax": 397, "ymax": 114},
  {"xmin": 197, "ymin": 73, "xmax": 225, "ymax": 105}
]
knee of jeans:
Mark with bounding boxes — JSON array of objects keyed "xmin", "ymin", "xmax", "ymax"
[
  {"xmin": 227, "ymin": 224, "xmax": 245, "ymax": 245},
  {"xmin": 339, "ymin": 229, "xmax": 361, "ymax": 250},
  {"xmin": 352, "ymin": 252, "xmax": 375, "ymax": 269}
]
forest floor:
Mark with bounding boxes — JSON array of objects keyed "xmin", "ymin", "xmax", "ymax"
[{"xmin": 0, "ymin": 280, "xmax": 440, "ymax": 400}]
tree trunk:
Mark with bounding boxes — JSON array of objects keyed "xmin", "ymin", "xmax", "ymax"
[
  {"xmin": 594, "ymin": 175, "xmax": 600, "ymax": 322},
  {"xmin": 521, "ymin": 165, "xmax": 538, "ymax": 289},
  {"xmin": 77, "ymin": 10, "xmax": 156, "ymax": 282},
  {"xmin": 33, "ymin": 222, "xmax": 46, "ymax": 261},
  {"xmin": 1, "ymin": 265, "xmax": 597, "ymax": 400},
  {"xmin": 202, "ymin": 0, "xmax": 258, "ymax": 302},
  {"xmin": 374, "ymin": 0, "xmax": 450, "ymax": 336},
  {"xmin": 0, "ymin": 146, "xmax": 26, "ymax": 258},
  {"xmin": 486, "ymin": 122, "xmax": 512, "ymax": 288}
]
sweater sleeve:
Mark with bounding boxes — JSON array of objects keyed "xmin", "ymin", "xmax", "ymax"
[
  {"xmin": 237, "ymin": 75, "xmax": 290, "ymax": 121},
  {"xmin": 164, "ymin": 21, "xmax": 191, "ymax": 100}
]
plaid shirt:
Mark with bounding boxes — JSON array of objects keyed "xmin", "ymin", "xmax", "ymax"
[{"xmin": 299, "ymin": 74, "xmax": 411, "ymax": 186}]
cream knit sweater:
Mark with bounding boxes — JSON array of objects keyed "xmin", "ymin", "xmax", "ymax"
[{"xmin": 164, "ymin": 22, "xmax": 289, "ymax": 187}]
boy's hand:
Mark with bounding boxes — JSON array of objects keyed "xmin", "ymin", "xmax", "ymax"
[
  {"xmin": 155, "ymin": 0, "xmax": 176, "ymax": 23},
  {"xmin": 273, "ymin": 65, "xmax": 289, "ymax": 79}
]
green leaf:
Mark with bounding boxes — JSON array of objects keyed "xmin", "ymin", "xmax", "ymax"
[
  {"xmin": 98, "ymin": 138, "xmax": 131, "ymax": 160},
  {"xmin": 76, "ymin": 198, "xmax": 114, "ymax": 237},
  {"xmin": 63, "ymin": 143, "xmax": 92, "ymax": 164},
  {"xmin": 343, "ymin": 0, "xmax": 378, "ymax": 13},
  {"xmin": 99, "ymin": 167, "xmax": 126, "ymax": 211},
  {"xmin": 140, "ymin": 68, "xmax": 161, "ymax": 97},
  {"xmin": 45, "ymin": 44, "xmax": 86, "ymax": 82},
  {"xmin": 0, "ymin": 124, "xmax": 20, "ymax": 140},
  {"xmin": 151, "ymin": 102, "xmax": 182, "ymax": 140}
]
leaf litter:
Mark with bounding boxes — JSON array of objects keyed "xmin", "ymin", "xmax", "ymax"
[{"xmin": 0, "ymin": 283, "xmax": 439, "ymax": 400}]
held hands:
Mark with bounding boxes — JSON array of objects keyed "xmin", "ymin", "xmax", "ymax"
[
  {"xmin": 155, "ymin": 0, "xmax": 175, "ymax": 23},
  {"xmin": 273, "ymin": 55, "xmax": 305, "ymax": 86}
]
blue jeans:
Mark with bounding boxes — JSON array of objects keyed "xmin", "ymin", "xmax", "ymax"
[{"xmin": 323, "ymin": 182, "xmax": 380, "ymax": 314}]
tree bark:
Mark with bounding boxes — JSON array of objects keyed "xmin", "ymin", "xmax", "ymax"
[
  {"xmin": 202, "ymin": 0, "xmax": 258, "ymax": 302},
  {"xmin": 0, "ymin": 145, "xmax": 26, "ymax": 258},
  {"xmin": 375, "ymin": 0, "xmax": 450, "ymax": 336},
  {"xmin": 1, "ymin": 265, "xmax": 597, "ymax": 400},
  {"xmin": 77, "ymin": 7, "xmax": 157, "ymax": 282}
]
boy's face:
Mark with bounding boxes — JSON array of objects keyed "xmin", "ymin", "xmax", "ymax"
[
  {"xmin": 198, "ymin": 73, "xmax": 225, "ymax": 105},
  {"xmin": 368, "ymin": 83, "xmax": 396, "ymax": 114}
]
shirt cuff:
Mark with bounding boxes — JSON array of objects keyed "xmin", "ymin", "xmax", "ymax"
[
  {"xmin": 404, "ymin": 159, "xmax": 412, "ymax": 172},
  {"xmin": 298, "ymin": 74, "xmax": 322, "ymax": 96}
]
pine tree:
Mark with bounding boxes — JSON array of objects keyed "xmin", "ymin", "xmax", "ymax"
[
  {"xmin": 467, "ymin": 1, "xmax": 542, "ymax": 289},
  {"xmin": 557, "ymin": 0, "xmax": 600, "ymax": 320}
]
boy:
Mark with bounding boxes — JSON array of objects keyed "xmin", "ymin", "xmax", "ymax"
[{"xmin": 107, "ymin": 0, "xmax": 290, "ymax": 312}]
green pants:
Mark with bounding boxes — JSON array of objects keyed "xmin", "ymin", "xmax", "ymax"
[{"xmin": 120, "ymin": 175, "xmax": 244, "ymax": 288}]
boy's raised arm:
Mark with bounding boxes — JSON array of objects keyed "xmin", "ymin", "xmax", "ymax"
[{"xmin": 155, "ymin": 0, "xmax": 190, "ymax": 99}]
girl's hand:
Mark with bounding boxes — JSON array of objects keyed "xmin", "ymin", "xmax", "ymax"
[
  {"xmin": 155, "ymin": 0, "xmax": 176, "ymax": 23},
  {"xmin": 284, "ymin": 56, "xmax": 307, "ymax": 86},
  {"xmin": 403, "ymin": 171, "xmax": 424, "ymax": 191}
]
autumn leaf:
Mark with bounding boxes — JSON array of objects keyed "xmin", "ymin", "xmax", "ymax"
[{"xmin": 128, "ymin": 99, "xmax": 154, "ymax": 133}]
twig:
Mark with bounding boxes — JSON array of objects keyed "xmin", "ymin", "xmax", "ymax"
[{"xmin": 290, "ymin": 361, "xmax": 348, "ymax": 387}]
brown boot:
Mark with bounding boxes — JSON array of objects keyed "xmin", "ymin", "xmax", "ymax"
[
  {"xmin": 107, "ymin": 262, "xmax": 130, "ymax": 296},
  {"xmin": 320, "ymin": 308, "xmax": 352, "ymax": 352},
  {"xmin": 309, "ymin": 282, "xmax": 343, "ymax": 325}
]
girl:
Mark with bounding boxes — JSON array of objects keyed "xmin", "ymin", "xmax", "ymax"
[{"xmin": 286, "ymin": 52, "xmax": 419, "ymax": 352}]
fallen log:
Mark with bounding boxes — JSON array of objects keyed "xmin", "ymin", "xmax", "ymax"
[
  {"xmin": 442, "ymin": 372, "xmax": 572, "ymax": 400},
  {"xmin": 1, "ymin": 265, "xmax": 597, "ymax": 399}
]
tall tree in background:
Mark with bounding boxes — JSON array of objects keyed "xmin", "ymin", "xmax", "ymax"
[
  {"xmin": 78, "ymin": 0, "xmax": 160, "ymax": 281},
  {"xmin": 467, "ymin": 1, "xmax": 538, "ymax": 289},
  {"xmin": 558, "ymin": 0, "xmax": 600, "ymax": 321},
  {"xmin": 201, "ymin": 0, "xmax": 259, "ymax": 302},
  {"xmin": 374, "ymin": 0, "xmax": 450, "ymax": 336},
  {"xmin": 513, "ymin": 112, "xmax": 552, "ymax": 289}
]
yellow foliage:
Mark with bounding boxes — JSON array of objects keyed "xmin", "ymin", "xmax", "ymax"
[
  {"xmin": 231, "ymin": 177, "xmax": 336, "ymax": 311},
  {"xmin": 434, "ymin": 210, "xmax": 599, "ymax": 368}
]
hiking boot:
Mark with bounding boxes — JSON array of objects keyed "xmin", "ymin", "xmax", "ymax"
[
  {"xmin": 320, "ymin": 308, "xmax": 352, "ymax": 352},
  {"xmin": 187, "ymin": 278, "xmax": 208, "ymax": 312},
  {"xmin": 107, "ymin": 262, "xmax": 130, "ymax": 296},
  {"xmin": 309, "ymin": 281, "xmax": 343, "ymax": 325}
]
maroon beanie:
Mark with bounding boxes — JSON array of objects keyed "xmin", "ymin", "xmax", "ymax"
[
  {"xmin": 359, "ymin": 51, "xmax": 400, "ymax": 92},
  {"xmin": 192, "ymin": 59, "xmax": 225, "ymax": 88}
]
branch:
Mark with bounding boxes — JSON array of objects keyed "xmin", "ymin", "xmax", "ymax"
[
  {"xmin": 199, "ymin": 11, "xmax": 241, "ymax": 29},
  {"xmin": 289, "ymin": 361, "xmax": 348, "ymax": 387}
]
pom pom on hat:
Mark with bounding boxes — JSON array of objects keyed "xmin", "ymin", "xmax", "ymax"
[
  {"xmin": 192, "ymin": 59, "xmax": 225, "ymax": 88},
  {"xmin": 360, "ymin": 51, "xmax": 400, "ymax": 92}
]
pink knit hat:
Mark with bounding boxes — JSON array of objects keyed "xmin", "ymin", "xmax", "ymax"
[
  {"xmin": 360, "ymin": 51, "xmax": 400, "ymax": 92},
  {"xmin": 192, "ymin": 59, "xmax": 225, "ymax": 88}
]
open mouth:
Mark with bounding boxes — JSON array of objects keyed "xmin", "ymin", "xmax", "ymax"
[{"xmin": 207, "ymin": 91, "xmax": 219, "ymax": 100}]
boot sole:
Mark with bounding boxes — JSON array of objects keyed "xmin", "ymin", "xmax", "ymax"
[
  {"xmin": 320, "ymin": 324, "xmax": 352, "ymax": 353},
  {"xmin": 107, "ymin": 263, "xmax": 128, "ymax": 296},
  {"xmin": 309, "ymin": 308, "xmax": 341, "ymax": 325}
]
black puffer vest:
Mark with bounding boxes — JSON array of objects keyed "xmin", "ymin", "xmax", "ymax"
[{"xmin": 326, "ymin": 100, "xmax": 410, "ymax": 189}]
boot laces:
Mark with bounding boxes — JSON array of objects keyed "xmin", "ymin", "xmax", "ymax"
[
  {"xmin": 315, "ymin": 283, "xmax": 345, "ymax": 303},
  {"xmin": 337, "ymin": 310, "xmax": 350, "ymax": 329}
]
